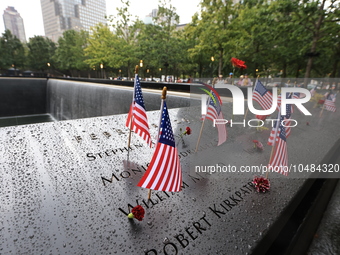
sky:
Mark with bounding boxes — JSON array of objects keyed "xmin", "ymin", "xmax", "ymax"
[{"xmin": 0, "ymin": 0, "xmax": 202, "ymax": 41}]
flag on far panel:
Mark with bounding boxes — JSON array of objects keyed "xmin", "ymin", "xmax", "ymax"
[
  {"xmin": 204, "ymin": 91, "xmax": 227, "ymax": 146},
  {"xmin": 137, "ymin": 101, "xmax": 182, "ymax": 192},
  {"xmin": 125, "ymin": 74, "xmax": 152, "ymax": 147},
  {"xmin": 324, "ymin": 93, "xmax": 336, "ymax": 112},
  {"xmin": 268, "ymin": 97, "xmax": 293, "ymax": 146},
  {"xmin": 252, "ymin": 79, "xmax": 274, "ymax": 121},
  {"xmin": 277, "ymin": 92, "xmax": 301, "ymax": 113},
  {"xmin": 268, "ymin": 114, "xmax": 289, "ymax": 176},
  {"xmin": 253, "ymin": 79, "xmax": 274, "ymax": 111}
]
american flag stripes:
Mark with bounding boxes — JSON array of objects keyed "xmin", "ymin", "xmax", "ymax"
[
  {"xmin": 324, "ymin": 93, "xmax": 336, "ymax": 112},
  {"xmin": 310, "ymin": 88, "xmax": 316, "ymax": 97},
  {"xmin": 277, "ymin": 92, "xmax": 300, "ymax": 113},
  {"xmin": 137, "ymin": 101, "xmax": 182, "ymax": 192},
  {"xmin": 204, "ymin": 91, "xmax": 227, "ymax": 146},
  {"xmin": 268, "ymin": 114, "xmax": 289, "ymax": 176},
  {"xmin": 126, "ymin": 74, "xmax": 152, "ymax": 147},
  {"xmin": 268, "ymin": 96, "xmax": 293, "ymax": 146},
  {"xmin": 253, "ymin": 80, "xmax": 273, "ymax": 111}
]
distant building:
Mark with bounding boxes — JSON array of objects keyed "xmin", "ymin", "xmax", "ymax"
[
  {"xmin": 143, "ymin": 8, "xmax": 177, "ymax": 26},
  {"xmin": 3, "ymin": 6, "xmax": 27, "ymax": 43},
  {"xmin": 143, "ymin": 9, "xmax": 158, "ymax": 25},
  {"xmin": 175, "ymin": 24, "xmax": 187, "ymax": 31},
  {"xmin": 40, "ymin": 0, "xmax": 106, "ymax": 42}
]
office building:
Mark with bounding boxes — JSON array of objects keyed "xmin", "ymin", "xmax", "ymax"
[
  {"xmin": 3, "ymin": 6, "xmax": 27, "ymax": 43},
  {"xmin": 40, "ymin": 0, "xmax": 106, "ymax": 42}
]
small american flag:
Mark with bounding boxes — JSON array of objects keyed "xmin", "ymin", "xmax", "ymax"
[
  {"xmin": 268, "ymin": 99, "xmax": 292, "ymax": 145},
  {"xmin": 126, "ymin": 74, "xmax": 152, "ymax": 147},
  {"xmin": 204, "ymin": 91, "xmax": 227, "ymax": 146},
  {"xmin": 324, "ymin": 93, "xmax": 336, "ymax": 112},
  {"xmin": 253, "ymin": 80, "xmax": 273, "ymax": 111},
  {"xmin": 137, "ymin": 101, "xmax": 182, "ymax": 192},
  {"xmin": 276, "ymin": 92, "xmax": 304, "ymax": 113},
  {"xmin": 268, "ymin": 114, "xmax": 289, "ymax": 176},
  {"xmin": 310, "ymin": 88, "xmax": 316, "ymax": 97},
  {"xmin": 277, "ymin": 92, "xmax": 300, "ymax": 113}
]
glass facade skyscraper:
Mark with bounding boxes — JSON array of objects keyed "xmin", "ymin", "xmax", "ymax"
[
  {"xmin": 40, "ymin": 0, "xmax": 106, "ymax": 42},
  {"xmin": 3, "ymin": 7, "xmax": 27, "ymax": 43}
]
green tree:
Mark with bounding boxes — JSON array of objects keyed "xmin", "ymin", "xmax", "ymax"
[
  {"xmin": 153, "ymin": 0, "xmax": 180, "ymax": 80},
  {"xmin": 108, "ymin": 0, "xmax": 142, "ymax": 78},
  {"xmin": 84, "ymin": 23, "xmax": 123, "ymax": 77},
  {"xmin": 137, "ymin": 23, "xmax": 163, "ymax": 78},
  {"xmin": 229, "ymin": 1, "xmax": 277, "ymax": 77},
  {"xmin": 185, "ymin": 13, "xmax": 212, "ymax": 78},
  {"xmin": 54, "ymin": 29, "xmax": 89, "ymax": 77},
  {"xmin": 137, "ymin": 0, "xmax": 191, "ymax": 80},
  {"xmin": 0, "ymin": 30, "xmax": 25, "ymax": 72},
  {"xmin": 192, "ymin": 0, "xmax": 236, "ymax": 76},
  {"xmin": 293, "ymin": 0, "xmax": 340, "ymax": 79},
  {"xmin": 27, "ymin": 36, "xmax": 56, "ymax": 72},
  {"xmin": 261, "ymin": 0, "xmax": 308, "ymax": 78}
]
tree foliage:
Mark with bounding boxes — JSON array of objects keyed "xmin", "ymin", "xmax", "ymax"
[
  {"xmin": 27, "ymin": 36, "xmax": 56, "ymax": 72},
  {"xmin": 107, "ymin": 0, "xmax": 142, "ymax": 77},
  {"xmin": 0, "ymin": 30, "xmax": 25, "ymax": 71},
  {"xmin": 1, "ymin": 0, "xmax": 340, "ymax": 78},
  {"xmin": 84, "ymin": 24, "xmax": 121, "ymax": 70},
  {"xmin": 137, "ymin": 0, "xmax": 187, "ymax": 80},
  {"xmin": 54, "ymin": 29, "xmax": 89, "ymax": 76}
]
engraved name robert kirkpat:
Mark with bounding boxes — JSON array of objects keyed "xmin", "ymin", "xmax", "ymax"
[{"xmin": 143, "ymin": 183, "xmax": 254, "ymax": 255}]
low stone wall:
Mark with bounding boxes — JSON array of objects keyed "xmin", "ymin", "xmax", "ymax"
[{"xmin": 0, "ymin": 78, "xmax": 47, "ymax": 117}]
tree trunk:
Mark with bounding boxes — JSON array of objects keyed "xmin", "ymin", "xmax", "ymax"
[
  {"xmin": 218, "ymin": 48, "xmax": 223, "ymax": 76},
  {"xmin": 282, "ymin": 62, "xmax": 287, "ymax": 78},
  {"xmin": 199, "ymin": 61, "xmax": 203, "ymax": 78},
  {"xmin": 304, "ymin": 37, "xmax": 318, "ymax": 79},
  {"xmin": 331, "ymin": 57, "xmax": 339, "ymax": 78},
  {"xmin": 295, "ymin": 64, "xmax": 302, "ymax": 78},
  {"xmin": 304, "ymin": 0, "xmax": 326, "ymax": 81},
  {"xmin": 165, "ymin": 66, "xmax": 168, "ymax": 82},
  {"xmin": 127, "ymin": 62, "xmax": 131, "ymax": 79}
]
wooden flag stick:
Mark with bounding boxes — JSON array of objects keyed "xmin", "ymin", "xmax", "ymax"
[
  {"xmin": 244, "ymin": 107, "xmax": 249, "ymax": 120},
  {"xmin": 195, "ymin": 91, "xmax": 210, "ymax": 153},
  {"xmin": 266, "ymin": 145, "xmax": 276, "ymax": 179},
  {"xmin": 127, "ymin": 65, "xmax": 139, "ymax": 148},
  {"xmin": 195, "ymin": 118, "xmax": 206, "ymax": 153},
  {"xmin": 319, "ymin": 102, "xmax": 325, "ymax": 117},
  {"xmin": 156, "ymin": 87, "xmax": 167, "ymax": 146},
  {"xmin": 266, "ymin": 110, "xmax": 281, "ymax": 179},
  {"xmin": 127, "ymin": 117, "xmax": 133, "ymax": 148},
  {"xmin": 245, "ymin": 75, "xmax": 260, "ymax": 120},
  {"xmin": 148, "ymin": 86, "xmax": 167, "ymax": 200}
]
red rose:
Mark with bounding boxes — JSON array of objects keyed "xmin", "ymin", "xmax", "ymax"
[
  {"xmin": 131, "ymin": 205, "xmax": 145, "ymax": 221},
  {"xmin": 185, "ymin": 127, "xmax": 191, "ymax": 135},
  {"xmin": 231, "ymin": 57, "xmax": 247, "ymax": 69}
]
